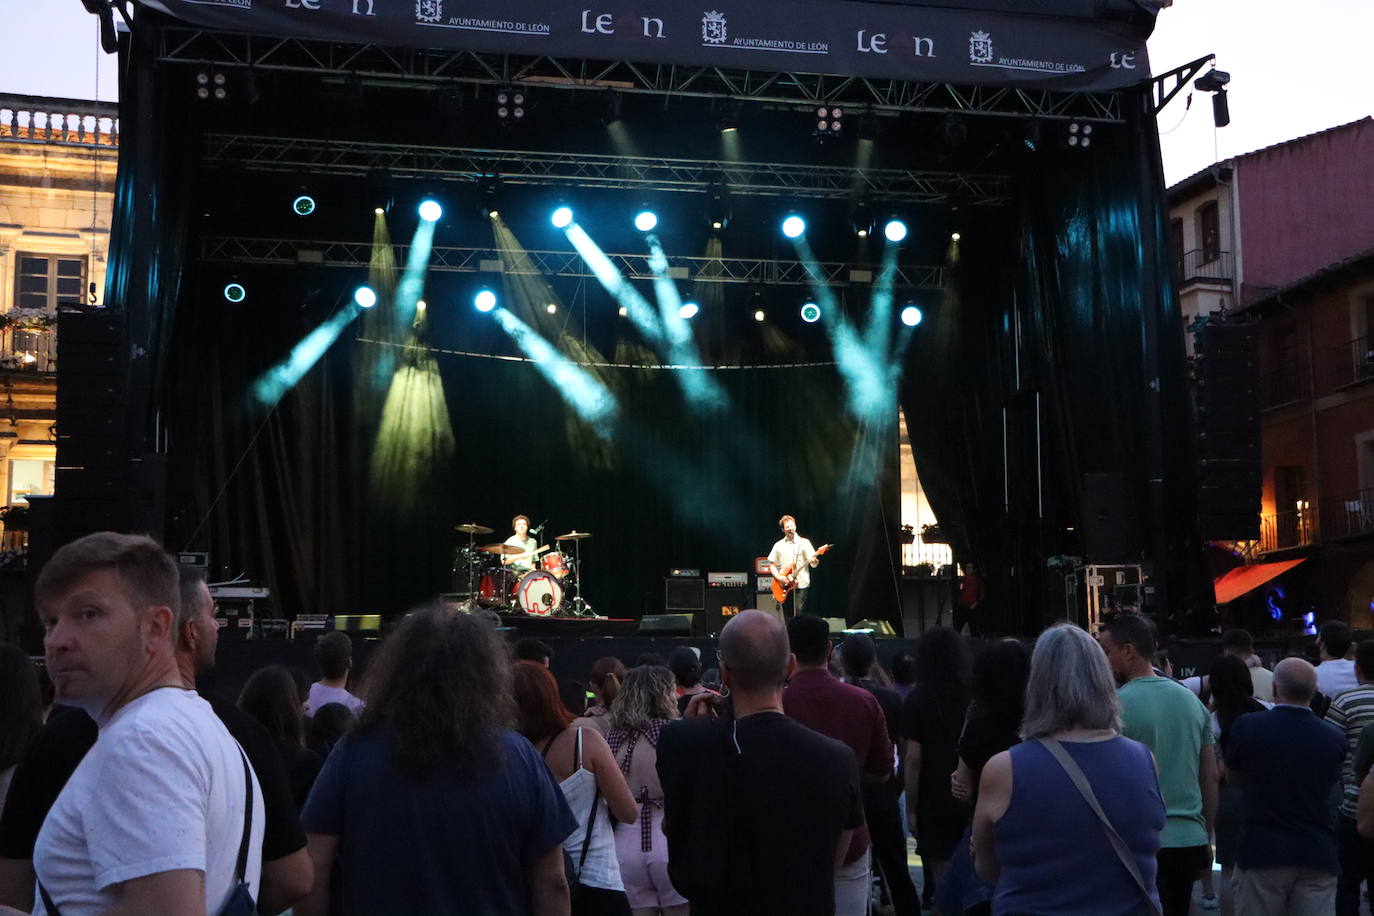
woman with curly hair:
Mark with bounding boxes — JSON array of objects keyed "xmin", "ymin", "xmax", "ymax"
[
  {"xmin": 605, "ymin": 666, "xmax": 688, "ymax": 916},
  {"xmin": 514, "ymin": 660, "xmax": 638, "ymax": 916},
  {"xmin": 296, "ymin": 606, "xmax": 578, "ymax": 916}
]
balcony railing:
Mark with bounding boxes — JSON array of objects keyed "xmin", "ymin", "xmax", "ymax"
[
  {"xmin": 1320, "ymin": 489, "xmax": 1374, "ymax": 541},
  {"xmin": 1175, "ymin": 248, "xmax": 1234, "ymax": 285},
  {"xmin": 1258, "ymin": 508, "xmax": 1316, "ymax": 553},
  {"xmin": 1262, "ymin": 360, "xmax": 1309, "ymax": 408},
  {"xmin": 0, "ymin": 94, "xmax": 119, "ymax": 147},
  {"xmin": 1, "ymin": 326, "xmax": 56, "ymax": 373},
  {"xmin": 1331, "ymin": 336, "xmax": 1374, "ymax": 388}
]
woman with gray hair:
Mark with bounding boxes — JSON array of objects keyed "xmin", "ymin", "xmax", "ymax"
[
  {"xmin": 605, "ymin": 666, "xmax": 688, "ymax": 916},
  {"xmin": 971, "ymin": 623, "xmax": 1166, "ymax": 915}
]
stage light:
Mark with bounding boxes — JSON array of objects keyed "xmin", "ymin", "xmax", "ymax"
[
  {"xmin": 951, "ymin": 232, "xmax": 962, "ymax": 242},
  {"xmin": 678, "ymin": 301, "xmax": 700, "ymax": 320},
  {"xmin": 416, "ymin": 300, "xmax": 427, "ymax": 312},
  {"xmin": 546, "ymin": 303, "xmax": 558, "ymax": 315},
  {"xmin": 782, "ymin": 214, "xmax": 806, "ymax": 239},
  {"xmin": 901, "ymin": 305, "xmax": 923, "ymax": 327},
  {"xmin": 551, "ymin": 206, "xmax": 574, "ymax": 229},
  {"xmin": 634, "ymin": 210, "xmax": 658, "ymax": 232},
  {"xmin": 292, "ymin": 194, "xmax": 316, "ymax": 217},
  {"xmin": 223, "ymin": 283, "xmax": 246, "ymax": 303},
  {"xmin": 374, "ymin": 207, "xmax": 384, "ymax": 216},
  {"xmin": 753, "ymin": 309, "xmax": 766, "ymax": 322},
  {"xmin": 418, "ymin": 199, "xmax": 443, "ymax": 222},
  {"xmin": 618, "ymin": 306, "xmax": 629, "ymax": 317},
  {"xmin": 814, "ymin": 106, "xmax": 843, "ymax": 136},
  {"xmin": 353, "ymin": 286, "xmax": 377, "ymax": 309},
  {"xmin": 884, "ymin": 219, "xmax": 908, "ymax": 243},
  {"xmin": 487, "ymin": 208, "xmax": 499, "ymax": 219},
  {"xmin": 851, "ymin": 201, "xmax": 874, "ymax": 239},
  {"xmin": 496, "ymin": 88, "xmax": 527, "ymax": 121},
  {"xmin": 718, "ymin": 109, "xmax": 739, "ymax": 133},
  {"xmin": 800, "ymin": 301, "xmax": 821, "ymax": 323},
  {"xmin": 474, "ymin": 289, "xmax": 498, "ymax": 312}
]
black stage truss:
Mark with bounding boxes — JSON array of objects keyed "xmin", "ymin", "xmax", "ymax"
[
  {"xmin": 204, "ymin": 134, "xmax": 1012, "ymax": 206},
  {"xmin": 198, "ymin": 236, "xmax": 947, "ymax": 290},
  {"xmin": 159, "ymin": 27, "xmax": 1127, "ymax": 123}
]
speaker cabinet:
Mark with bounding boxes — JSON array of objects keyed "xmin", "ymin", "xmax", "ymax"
[{"xmin": 664, "ymin": 578, "xmax": 704, "ymax": 612}]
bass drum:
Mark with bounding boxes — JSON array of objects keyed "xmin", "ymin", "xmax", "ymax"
[
  {"xmin": 516, "ymin": 570, "xmax": 564, "ymax": 617},
  {"xmin": 477, "ymin": 568, "xmax": 517, "ymax": 608}
]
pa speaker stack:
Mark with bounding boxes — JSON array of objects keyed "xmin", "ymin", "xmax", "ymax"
[{"xmin": 1192, "ymin": 320, "xmax": 1261, "ymax": 540}]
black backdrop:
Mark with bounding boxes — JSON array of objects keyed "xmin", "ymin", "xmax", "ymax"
[{"xmin": 82, "ymin": 12, "xmax": 1204, "ymax": 635}]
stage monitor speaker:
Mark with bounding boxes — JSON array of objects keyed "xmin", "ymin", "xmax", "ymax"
[
  {"xmin": 333, "ymin": 614, "xmax": 381, "ymax": 633},
  {"xmin": 639, "ymin": 613, "xmax": 694, "ymax": 636},
  {"xmin": 824, "ymin": 618, "xmax": 848, "ymax": 635},
  {"xmin": 664, "ymin": 578, "xmax": 704, "ymax": 612},
  {"xmin": 850, "ymin": 619, "xmax": 897, "ymax": 637}
]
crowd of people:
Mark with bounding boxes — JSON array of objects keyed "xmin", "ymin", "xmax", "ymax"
[{"xmin": 2, "ymin": 531, "xmax": 1374, "ymax": 915}]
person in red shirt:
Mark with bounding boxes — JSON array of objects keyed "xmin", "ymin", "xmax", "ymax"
[
  {"xmin": 783, "ymin": 615, "xmax": 896, "ymax": 916},
  {"xmin": 954, "ymin": 561, "xmax": 987, "ymax": 637}
]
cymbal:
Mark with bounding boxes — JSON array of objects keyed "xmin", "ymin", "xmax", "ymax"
[
  {"xmin": 556, "ymin": 530, "xmax": 593, "ymax": 541},
  {"xmin": 479, "ymin": 543, "xmax": 524, "ymax": 555},
  {"xmin": 454, "ymin": 522, "xmax": 493, "ymax": 535}
]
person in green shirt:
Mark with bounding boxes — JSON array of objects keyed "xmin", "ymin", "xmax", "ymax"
[{"xmin": 1099, "ymin": 614, "xmax": 1217, "ymax": 916}]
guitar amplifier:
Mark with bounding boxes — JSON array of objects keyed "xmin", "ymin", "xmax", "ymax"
[{"xmin": 664, "ymin": 577, "xmax": 704, "ymax": 611}]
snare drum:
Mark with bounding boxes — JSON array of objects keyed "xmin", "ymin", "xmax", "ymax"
[
  {"xmin": 516, "ymin": 570, "xmax": 563, "ymax": 616},
  {"xmin": 477, "ymin": 568, "xmax": 517, "ymax": 608},
  {"xmin": 541, "ymin": 551, "xmax": 573, "ymax": 580}
]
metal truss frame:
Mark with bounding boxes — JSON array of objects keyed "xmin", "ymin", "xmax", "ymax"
[
  {"xmin": 159, "ymin": 26, "xmax": 1126, "ymax": 123},
  {"xmin": 204, "ymin": 134, "xmax": 1010, "ymax": 205},
  {"xmin": 199, "ymin": 236, "xmax": 946, "ymax": 289},
  {"xmin": 1150, "ymin": 55, "xmax": 1215, "ymax": 115}
]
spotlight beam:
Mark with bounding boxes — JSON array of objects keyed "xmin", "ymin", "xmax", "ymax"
[
  {"xmin": 253, "ymin": 300, "xmax": 361, "ymax": 408},
  {"xmin": 646, "ymin": 236, "xmax": 728, "ymax": 411},
  {"xmin": 492, "ymin": 308, "xmax": 619, "ymax": 434},
  {"xmin": 565, "ymin": 223, "xmax": 664, "ymax": 344}
]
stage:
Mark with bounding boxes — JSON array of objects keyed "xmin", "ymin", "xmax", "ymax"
[{"xmin": 30, "ymin": 0, "xmax": 1214, "ymax": 652}]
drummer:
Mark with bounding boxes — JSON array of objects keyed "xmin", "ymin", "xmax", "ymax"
[{"xmin": 502, "ymin": 515, "xmax": 538, "ymax": 574}]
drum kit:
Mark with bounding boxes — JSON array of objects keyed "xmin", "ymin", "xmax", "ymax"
[{"xmin": 452, "ymin": 523, "xmax": 597, "ymax": 617}]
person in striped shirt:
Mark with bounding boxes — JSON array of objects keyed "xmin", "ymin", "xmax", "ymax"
[{"xmin": 1324, "ymin": 638, "xmax": 1374, "ymax": 916}]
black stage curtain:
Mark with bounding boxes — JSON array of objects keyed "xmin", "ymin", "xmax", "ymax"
[{"xmin": 900, "ymin": 91, "xmax": 1204, "ymax": 633}]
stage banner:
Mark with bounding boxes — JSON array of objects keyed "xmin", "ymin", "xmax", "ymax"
[{"xmin": 138, "ymin": 0, "xmax": 1159, "ymax": 90}]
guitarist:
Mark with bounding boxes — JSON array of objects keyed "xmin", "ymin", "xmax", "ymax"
[{"xmin": 768, "ymin": 515, "xmax": 823, "ymax": 617}]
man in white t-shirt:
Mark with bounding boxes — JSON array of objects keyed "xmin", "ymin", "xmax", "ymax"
[
  {"xmin": 306, "ymin": 631, "xmax": 365, "ymax": 717},
  {"xmin": 1316, "ymin": 621, "xmax": 1359, "ymax": 700},
  {"xmin": 1180, "ymin": 628, "xmax": 1274, "ymax": 702},
  {"xmin": 768, "ymin": 514, "xmax": 824, "ymax": 617},
  {"xmin": 30, "ymin": 532, "xmax": 264, "ymax": 916}
]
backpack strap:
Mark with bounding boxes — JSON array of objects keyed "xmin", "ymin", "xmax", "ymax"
[{"xmin": 233, "ymin": 745, "xmax": 254, "ymax": 884}]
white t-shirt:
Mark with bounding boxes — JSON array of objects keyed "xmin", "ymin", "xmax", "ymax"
[
  {"xmin": 1317, "ymin": 659, "xmax": 1359, "ymax": 699},
  {"xmin": 306, "ymin": 682, "xmax": 365, "ymax": 717},
  {"xmin": 1181, "ymin": 665, "xmax": 1275, "ymax": 703},
  {"xmin": 769, "ymin": 536, "xmax": 818, "ymax": 590},
  {"xmin": 34, "ymin": 688, "xmax": 264, "ymax": 916}
]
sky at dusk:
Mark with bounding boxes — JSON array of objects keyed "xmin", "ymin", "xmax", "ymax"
[{"xmin": 0, "ymin": 0, "xmax": 1370, "ymax": 188}]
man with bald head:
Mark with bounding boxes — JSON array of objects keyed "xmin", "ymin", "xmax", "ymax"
[
  {"xmin": 1225, "ymin": 657, "xmax": 1345, "ymax": 915},
  {"xmin": 656, "ymin": 610, "xmax": 865, "ymax": 916}
]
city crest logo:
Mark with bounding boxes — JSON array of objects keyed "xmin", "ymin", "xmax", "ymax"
[
  {"xmin": 702, "ymin": 11, "xmax": 727, "ymax": 45},
  {"xmin": 416, "ymin": 0, "xmax": 442, "ymax": 24},
  {"xmin": 969, "ymin": 30, "xmax": 993, "ymax": 63}
]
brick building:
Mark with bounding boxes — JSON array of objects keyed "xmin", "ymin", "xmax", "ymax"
[{"xmin": 1169, "ymin": 117, "xmax": 1374, "ymax": 627}]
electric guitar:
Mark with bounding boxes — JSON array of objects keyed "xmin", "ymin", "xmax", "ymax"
[{"xmin": 771, "ymin": 543, "xmax": 832, "ymax": 603}]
